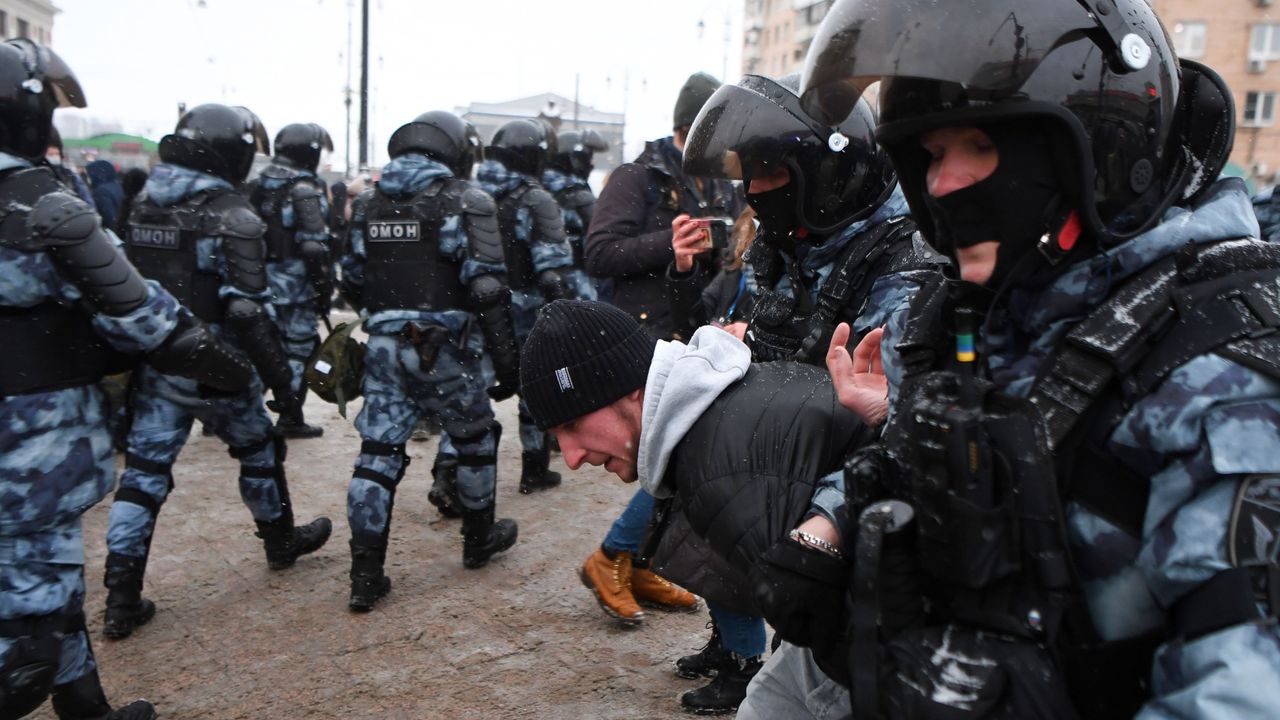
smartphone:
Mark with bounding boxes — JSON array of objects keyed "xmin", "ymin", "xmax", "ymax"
[{"xmin": 694, "ymin": 217, "xmax": 733, "ymax": 250}]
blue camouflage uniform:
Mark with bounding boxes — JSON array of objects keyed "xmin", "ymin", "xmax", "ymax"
[
  {"xmin": 1251, "ymin": 186, "xmax": 1280, "ymax": 244},
  {"xmin": 876, "ymin": 179, "xmax": 1280, "ymax": 717},
  {"xmin": 541, "ymin": 166, "xmax": 598, "ymax": 301},
  {"xmin": 106, "ymin": 164, "xmax": 284, "ymax": 560},
  {"xmin": 251, "ymin": 165, "xmax": 331, "ymax": 398},
  {"xmin": 341, "ymin": 155, "xmax": 504, "ymax": 543},
  {"xmin": 0, "ymin": 151, "xmax": 181, "ymax": 691},
  {"xmin": 476, "ymin": 159, "xmax": 578, "ymax": 457}
]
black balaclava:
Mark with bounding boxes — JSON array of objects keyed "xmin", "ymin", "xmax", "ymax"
[
  {"xmin": 747, "ymin": 182, "xmax": 799, "ymax": 240},
  {"xmin": 921, "ymin": 123, "xmax": 1076, "ymax": 288}
]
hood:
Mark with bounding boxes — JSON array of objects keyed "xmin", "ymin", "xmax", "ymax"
[
  {"xmin": 376, "ymin": 154, "xmax": 452, "ymax": 198},
  {"xmin": 143, "ymin": 162, "xmax": 235, "ymax": 207},
  {"xmin": 993, "ymin": 177, "xmax": 1261, "ymax": 392},
  {"xmin": 85, "ymin": 159, "xmax": 118, "ymax": 186},
  {"xmin": 638, "ymin": 326, "xmax": 751, "ymax": 498},
  {"xmin": 475, "ymin": 159, "xmax": 528, "ymax": 197},
  {"xmin": 633, "ymin": 136, "xmax": 681, "ymax": 178},
  {"xmin": 541, "ymin": 167, "xmax": 585, "ymax": 194}
]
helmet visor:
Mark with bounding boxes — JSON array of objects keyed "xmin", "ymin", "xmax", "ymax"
[
  {"xmin": 799, "ymin": 0, "xmax": 1101, "ymax": 125},
  {"xmin": 684, "ymin": 75, "xmax": 827, "ymax": 181},
  {"xmin": 39, "ymin": 45, "xmax": 85, "ymax": 108}
]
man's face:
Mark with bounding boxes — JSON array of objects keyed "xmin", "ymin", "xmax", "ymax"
[{"xmin": 551, "ymin": 391, "xmax": 643, "ymax": 483}]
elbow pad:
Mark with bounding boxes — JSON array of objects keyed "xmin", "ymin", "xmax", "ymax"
[
  {"xmin": 148, "ymin": 312, "xmax": 254, "ymax": 392},
  {"xmin": 537, "ymin": 268, "xmax": 572, "ymax": 301},
  {"xmin": 225, "ymin": 297, "xmax": 292, "ymax": 390},
  {"xmin": 28, "ymin": 192, "xmax": 149, "ymax": 316},
  {"xmin": 462, "ymin": 187, "xmax": 504, "ymax": 265},
  {"xmin": 216, "ymin": 201, "xmax": 269, "ymax": 295},
  {"xmin": 469, "ymin": 274, "xmax": 519, "ymax": 381}
]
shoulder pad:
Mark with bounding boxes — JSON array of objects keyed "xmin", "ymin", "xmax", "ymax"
[
  {"xmin": 260, "ymin": 164, "xmax": 296, "ymax": 181},
  {"xmin": 460, "ymin": 185, "xmax": 497, "ymax": 216},
  {"xmin": 289, "ymin": 181, "xmax": 324, "ymax": 201},
  {"xmin": 210, "ymin": 196, "xmax": 267, "ymax": 240}
]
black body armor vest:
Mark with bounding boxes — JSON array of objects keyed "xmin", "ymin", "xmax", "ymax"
[
  {"xmin": 496, "ymin": 183, "xmax": 536, "ymax": 291},
  {"xmin": 361, "ymin": 179, "xmax": 467, "ymax": 313},
  {"xmin": 249, "ymin": 171, "xmax": 302, "ymax": 262},
  {"xmin": 0, "ymin": 167, "xmax": 123, "ymax": 395},
  {"xmin": 747, "ymin": 217, "xmax": 927, "ymax": 365},
  {"xmin": 125, "ymin": 191, "xmax": 230, "ymax": 323}
]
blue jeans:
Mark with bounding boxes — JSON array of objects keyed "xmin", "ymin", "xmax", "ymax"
[
  {"xmin": 602, "ymin": 488, "xmax": 654, "ymax": 555},
  {"xmin": 708, "ymin": 601, "xmax": 767, "ymax": 658}
]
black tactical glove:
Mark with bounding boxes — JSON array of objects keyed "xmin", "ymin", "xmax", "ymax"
[
  {"xmin": 750, "ymin": 537, "xmax": 852, "ymax": 683},
  {"xmin": 487, "ymin": 372, "xmax": 520, "ymax": 402}
]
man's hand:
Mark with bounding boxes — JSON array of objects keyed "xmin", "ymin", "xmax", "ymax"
[
  {"xmin": 827, "ymin": 322, "xmax": 889, "ymax": 426},
  {"xmin": 671, "ymin": 214, "xmax": 709, "ymax": 274},
  {"xmin": 721, "ymin": 321, "xmax": 748, "ymax": 340}
]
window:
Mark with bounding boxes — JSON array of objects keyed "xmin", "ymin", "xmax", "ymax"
[
  {"xmin": 0, "ymin": 12, "xmax": 8, "ymax": 38},
  {"xmin": 1172, "ymin": 21, "xmax": 1205, "ymax": 59},
  {"xmin": 1244, "ymin": 91, "xmax": 1277, "ymax": 126},
  {"xmin": 1251, "ymin": 24, "xmax": 1280, "ymax": 61},
  {"xmin": 16, "ymin": 18, "xmax": 27, "ymax": 39}
]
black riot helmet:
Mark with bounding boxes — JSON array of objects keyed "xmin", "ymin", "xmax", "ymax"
[
  {"xmin": 159, "ymin": 103, "xmax": 270, "ymax": 184},
  {"xmin": 0, "ymin": 39, "xmax": 85, "ymax": 160},
  {"xmin": 274, "ymin": 122, "xmax": 333, "ymax": 174},
  {"xmin": 551, "ymin": 129, "xmax": 609, "ymax": 179},
  {"xmin": 684, "ymin": 74, "xmax": 894, "ymax": 237},
  {"xmin": 488, "ymin": 119, "xmax": 551, "ymax": 176},
  {"xmin": 386, "ymin": 110, "xmax": 482, "ymax": 177},
  {"xmin": 798, "ymin": 0, "xmax": 1232, "ymax": 251}
]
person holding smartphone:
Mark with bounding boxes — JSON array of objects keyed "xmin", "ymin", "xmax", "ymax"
[{"xmin": 667, "ymin": 209, "xmax": 757, "ymax": 341}]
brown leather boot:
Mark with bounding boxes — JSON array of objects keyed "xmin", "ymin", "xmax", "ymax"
[
  {"xmin": 579, "ymin": 548, "xmax": 644, "ymax": 626},
  {"xmin": 632, "ymin": 565, "xmax": 700, "ymax": 612}
]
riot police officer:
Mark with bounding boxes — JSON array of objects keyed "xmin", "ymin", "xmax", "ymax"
[
  {"xmin": 339, "ymin": 110, "xmax": 522, "ymax": 611},
  {"xmin": 542, "ymin": 129, "xmax": 608, "ymax": 301},
  {"xmin": 246, "ymin": 121, "xmax": 335, "ymax": 438},
  {"xmin": 475, "ymin": 118, "xmax": 580, "ymax": 494},
  {"xmin": 0, "ymin": 40, "xmax": 251, "ymax": 719},
  {"xmin": 103, "ymin": 103, "xmax": 332, "ymax": 640},
  {"xmin": 754, "ymin": 0, "xmax": 1280, "ymax": 716}
]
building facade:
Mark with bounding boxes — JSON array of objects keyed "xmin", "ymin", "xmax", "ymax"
[
  {"xmin": 744, "ymin": 0, "xmax": 1280, "ymax": 191},
  {"xmin": 0, "ymin": 0, "xmax": 56, "ymax": 44}
]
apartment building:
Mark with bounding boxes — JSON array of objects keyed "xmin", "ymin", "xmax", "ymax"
[{"xmin": 0, "ymin": 0, "xmax": 56, "ymax": 44}]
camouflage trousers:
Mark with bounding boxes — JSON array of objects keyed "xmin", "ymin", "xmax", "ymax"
[
  {"xmin": 348, "ymin": 333, "xmax": 499, "ymax": 546},
  {"xmin": 271, "ymin": 301, "xmax": 321, "ymax": 397},
  {"xmin": 0, "ymin": 519, "xmax": 96, "ymax": 688},
  {"xmin": 105, "ymin": 363, "xmax": 283, "ymax": 559},
  {"xmin": 511, "ymin": 291, "xmax": 548, "ymax": 455}
]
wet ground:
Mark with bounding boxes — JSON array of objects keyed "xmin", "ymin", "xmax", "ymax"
[{"xmin": 32, "ymin": 317, "xmax": 718, "ymax": 720}]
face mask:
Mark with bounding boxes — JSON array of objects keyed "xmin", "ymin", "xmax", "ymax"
[
  {"xmin": 45, "ymin": 153, "xmax": 62, "ymax": 166},
  {"xmin": 746, "ymin": 182, "xmax": 799, "ymax": 237},
  {"xmin": 921, "ymin": 124, "xmax": 1064, "ymax": 286}
]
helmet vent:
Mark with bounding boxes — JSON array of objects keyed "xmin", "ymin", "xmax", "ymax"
[{"xmin": 1129, "ymin": 158, "xmax": 1154, "ymax": 192}]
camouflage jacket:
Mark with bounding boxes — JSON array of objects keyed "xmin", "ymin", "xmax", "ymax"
[
  {"xmin": 879, "ymin": 178, "xmax": 1280, "ymax": 717},
  {"xmin": 251, "ymin": 163, "xmax": 331, "ymax": 305},
  {"xmin": 1, "ymin": 153, "xmax": 181, "ymax": 541}
]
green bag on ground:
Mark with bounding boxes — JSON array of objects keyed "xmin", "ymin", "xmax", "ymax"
[{"xmin": 304, "ymin": 319, "xmax": 366, "ymax": 418}]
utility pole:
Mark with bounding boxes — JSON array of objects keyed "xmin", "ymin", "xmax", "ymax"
[
  {"xmin": 344, "ymin": 0, "xmax": 353, "ymax": 174},
  {"xmin": 358, "ymin": 0, "xmax": 369, "ymax": 170}
]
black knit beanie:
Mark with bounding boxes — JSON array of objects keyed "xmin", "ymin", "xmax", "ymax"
[
  {"xmin": 673, "ymin": 72, "xmax": 721, "ymax": 129},
  {"xmin": 520, "ymin": 300, "xmax": 657, "ymax": 430}
]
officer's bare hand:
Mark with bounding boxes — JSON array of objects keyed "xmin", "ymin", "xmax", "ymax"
[
  {"xmin": 827, "ymin": 322, "xmax": 888, "ymax": 426},
  {"xmin": 671, "ymin": 214, "xmax": 708, "ymax": 273},
  {"xmin": 721, "ymin": 321, "xmax": 748, "ymax": 340}
]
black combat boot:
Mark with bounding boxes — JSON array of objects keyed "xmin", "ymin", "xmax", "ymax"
[
  {"xmin": 348, "ymin": 540, "xmax": 391, "ymax": 612},
  {"xmin": 679, "ymin": 652, "xmax": 763, "ymax": 715},
  {"xmin": 675, "ymin": 620, "xmax": 727, "ymax": 679},
  {"xmin": 51, "ymin": 667, "xmax": 156, "ymax": 719},
  {"xmin": 102, "ymin": 553, "xmax": 155, "ymax": 640},
  {"xmin": 519, "ymin": 447, "xmax": 561, "ymax": 494},
  {"xmin": 255, "ymin": 509, "xmax": 332, "ymax": 570},
  {"xmin": 461, "ymin": 507, "xmax": 518, "ymax": 569},
  {"xmin": 427, "ymin": 456, "xmax": 462, "ymax": 519},
  {"xmin": 275, "ymin": 413, "xmax": 324, "ymax": 439}
]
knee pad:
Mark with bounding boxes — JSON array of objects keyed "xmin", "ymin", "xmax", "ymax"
[
  {"xmin": 353, "ymin": 440, "xmax": 409, "ymax": 493},
  {"xmin": 116, "ymin": 453, "xmax": 175, "ymax": 517},
  {"xmin": 0, "ymin": 613, "xmax": 78, "ymax": 720}
]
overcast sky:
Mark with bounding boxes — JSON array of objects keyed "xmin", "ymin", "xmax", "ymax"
[{"xmin": 49, "ymin": 0, "xmax": 745, "ymax": 174}]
